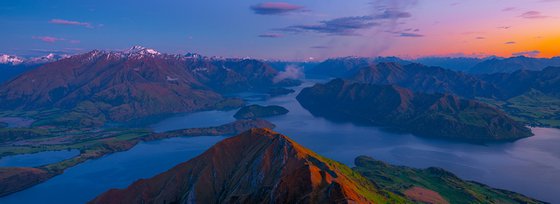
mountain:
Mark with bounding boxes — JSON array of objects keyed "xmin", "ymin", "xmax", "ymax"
[
  {"xmin": 353, "ymin": 156, "xmax": 545, "ymax": 204},
  {"xmin": 481, "ymin": 66, "xmax": 560, "ymax": 98},
  {"xmin": 185, "ymin": 57, "xmax": 300, "ymax": 92},
  {"xmin": 91, "ymin": 129, "xmax": 542, "ymax": 204},
  {"xmin": 0, "ymin": 54, "xmax": 24, "ymax": 65},
  {"xmin": 90, "ymin": 128, "xmax": 403, "ymax": 204},
  {"xmin": 352, "ymin": 62, "xmax": 500, "ymax": 98},
  {"xmin": 413, "ymin": 57, "xmax": 486, "ymax": 72},
  {"xmin": 297, "ymin": 79, "xmax": 532, "ymax": 142},
  {"xmin": 0, "ymin": 46, "xmax": 299, "ymax": 122},
  {"xmin": 306, "ymin": 56, "xmax": 411, "ymax": 78},
  {"xmin": 469, "ymin": 56, "xmax": 560, "ymax": 74},
  {"xmin": 0, "ymin": 64, "xmax": 39, "ymax": 84},
  {"xmin": 0, "ymin": 54, "xmax": 66, "ymax": 83},
  {"xmin": 0, "ymin": 48, "xmax": 222, "ymax": 122}
]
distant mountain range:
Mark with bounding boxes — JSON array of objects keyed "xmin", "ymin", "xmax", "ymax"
[
  {"xmin": 0, "ymin": 46, "xmax": 300, "ymax": 123},
  {"xmin": 305, "ymin": 56, "xmax": 411, "ymax": 78},
  {"xmin": 349, "ymin": 62, "xmax": 560, "ymax": 128},
  {"xmin": 90, "ymin": 129, "xmax": 543, "ymax": 204},
  {"xmin": 0, "ymin": 53, "xmax": 70, "ymax": 83},
  {"xmin": 469, "ymin": 56, "xmax": 560, "ymax": 74},
  {"xmin": 297, "ymin": 79, "xmax": 531, "ymax": 142},
  {"xmin": 306, "ymin": 55, "xmax": 560, "ymax": 77}
]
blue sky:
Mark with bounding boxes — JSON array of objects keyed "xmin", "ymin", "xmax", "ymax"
[{"xmin": 1, "ymin": 0, "xmax": 559, "ymax": 60}]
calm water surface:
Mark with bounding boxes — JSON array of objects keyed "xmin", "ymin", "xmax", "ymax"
[
  {"xmin": 1, "ymin": 81, "xmax": 559, "ymax": 203},
  {"xmin": 0, "ymin": 150, "xmax": 79, "ymax": 167}
]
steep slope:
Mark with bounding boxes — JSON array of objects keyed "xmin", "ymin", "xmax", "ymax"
[
  {"xmin": 297, "ymin": 79, "xmax": 532, "ymax": 142},
  {"xmin": 354, "ymin": 156, "xmax": 545, "ymax": 204},
  {"xmin": 90, "ymin": 128, "xmax": 404, "ymax": 204},
  {"xmin": 481, "ymin": 66, "xmax": 560, "ymax": 98},
  {"xmin": 352, "ymin": 62, "xmax": 500, "ymax": 98},
  {"xmin": 185, "ymin": 57, "xmax": 300, "ymax": 92},
  {"xmin": 307, "ymin": 57, "xmax": 410, "ymax": 78},
  {"xmin": 0, "ymin": 48, "xmax": 223, "ymax": 121}
]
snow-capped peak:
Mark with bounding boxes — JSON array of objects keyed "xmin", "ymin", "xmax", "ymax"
[
  {"xmin": 0, "ymin": 54, "xmax": 25, "ymax": 65},
  {"xmin": 123, "ymin": 45, "xmax": 161, "ymax": 56},
  {"xmin": 28, "ymin": 53, "xmax": 70, "ymax": 64}
]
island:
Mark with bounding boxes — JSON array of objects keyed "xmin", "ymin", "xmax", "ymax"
[
  {"xmin": 267, "ymin": 88, "xmax": 296, "ymax": 97},
  {"xmin": 233, "ymin": 105, "xmax": 289, "ymax": 119}
]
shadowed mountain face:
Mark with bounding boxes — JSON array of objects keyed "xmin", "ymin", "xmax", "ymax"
[
  {"xmin": 469, "ymin": 56, "xmax": 560, "ymax": 74},
  {"xmin": 481, "ymin": 66, "xmax": 560, "ymax": 98},
  {"xmin": 90, "ymin": 128, "xmax": 402, "ymax": 204},
  {"xmin": 0, "ymin": 47, "xmax": 299, "ymax": 122},
  {"xmin": 185, "ymin": 58, "xmax": 300, "ymax": 92},
  {"xmin": 306, "ymin": 57, "xmax": 411, "ymax": 78},
  {"xmin": 352, "ymin": 62, "xmax": 560, "ymax": 100},
  {"xmin": 297, "ymin": 79, "xmax": 532, "ymax": 142},
  {"xmin": 0, "ymin": 50, "xmax": 221, "ymax": 121},
  {"xmin": 352, "ymin": 62, "xmax": 500, "ymax": 99}
]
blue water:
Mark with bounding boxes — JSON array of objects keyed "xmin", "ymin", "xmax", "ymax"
[
  {"xmin": 0, "ymin": 136, "xmax": 224, "ymax": 204},
  {"xmin": 150, "ymin": 109, "xmax": 238, "ymax": 133},
  {"xmin": 1, "ymin": 81, "xmax": 559, "ymax": 203},
  {"xmin": 0, "ymin": 150, "xmax": 79, "ymax": 167}
]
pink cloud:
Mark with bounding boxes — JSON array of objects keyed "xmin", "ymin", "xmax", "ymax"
[
  {"xmin": 49, "ymin": 19, "xmax": 93, "ymax": 28},
  {"xmin": 32, "ymin": 36, "xmax": 65, "ymax": 43},
  {"xmin": 519, "ymin": 11, "xmax": 549, "ymax": 19}
]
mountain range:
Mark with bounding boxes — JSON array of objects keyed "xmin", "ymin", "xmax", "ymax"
[
  {"xmin": 348, "ymin": 62, "xmax": 560, "ymax": 127},
  {"xmin": 0, "ymin": 46, "xmax": 300, "ymax": 123},
  {"xmin": 308, "ymin": 56, "xmax": 560, "ymax": 77},
  {"xmin": 297, "ymin": 79, "xmax": 532, "ymax": 142},
  {"xmin": 90, "ymin": 129, "xmax": 543, "ymax": 204},
  {"xmin": 0, "ymin": 53, "xmax": 69, "ymax": 83}
]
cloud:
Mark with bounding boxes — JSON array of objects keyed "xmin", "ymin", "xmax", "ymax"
[
  {"xmin": 475, "ymin": 36, "xmax": 486, "ymax": 40},
  {"xmin": 32, "ymin": 36, "xmax": 64, "ymax": 43},
  {"xmin": 258, "ymin": 33, "xmax": 284, "ymax": 38},
  {"xmin": 502, "ymin": 7, "xmax": 516, "ymax": 12},
  {"xmin": 398, "ymin": 32, "xmax": 424, "ymax": 37},
  {"xmin": 273, "ymin": 65, "xmax": 304, "ymax": 83},
  {"xmin": 310, "ymin": 46, "xmax": 329, "ymax": 49},
  {"xmin": 519, "ymin": 11, "xmax": 548, "ymax": 19},
  {"xmin": 504, "ymin": 41, "xmax": 516, "ymax": 44},
  {"xmin": 497, "ymin": 26, "xmax": 511, "ymax": 29},
  {"xmin": 49, "ymin": 19, "xmax": 94, "ymax": 28},
  {"xmin": 280, "ymin": 16, "xmax": 379, "ymax": 36},
  {"xmin": 31, "ymin": 36, "xmax": 80, "ymax": 44},
  {"xmin": 250, "ymin": 2, "xmax": 304, "ymax": 15},
  {"xmin": 512, "ymin": 50, "xmax": 540, "ymax": 57},
  {"xmin": 372, "ymin": 10, "xmax": 412, "ymax": 19}
]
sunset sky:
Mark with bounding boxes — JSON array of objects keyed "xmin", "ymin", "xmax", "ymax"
[{"xmin": 1, "ymin": 0, "xmax": 559, "ymax": 60}]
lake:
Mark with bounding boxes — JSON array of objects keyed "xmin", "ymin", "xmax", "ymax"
[
  {"xmin": 0, "ymin": 150, "xmax": 79, "ymax": 167},
  {"xmin": 1, "ymin": 81, "xmax": 559, "ymax": 203}
]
